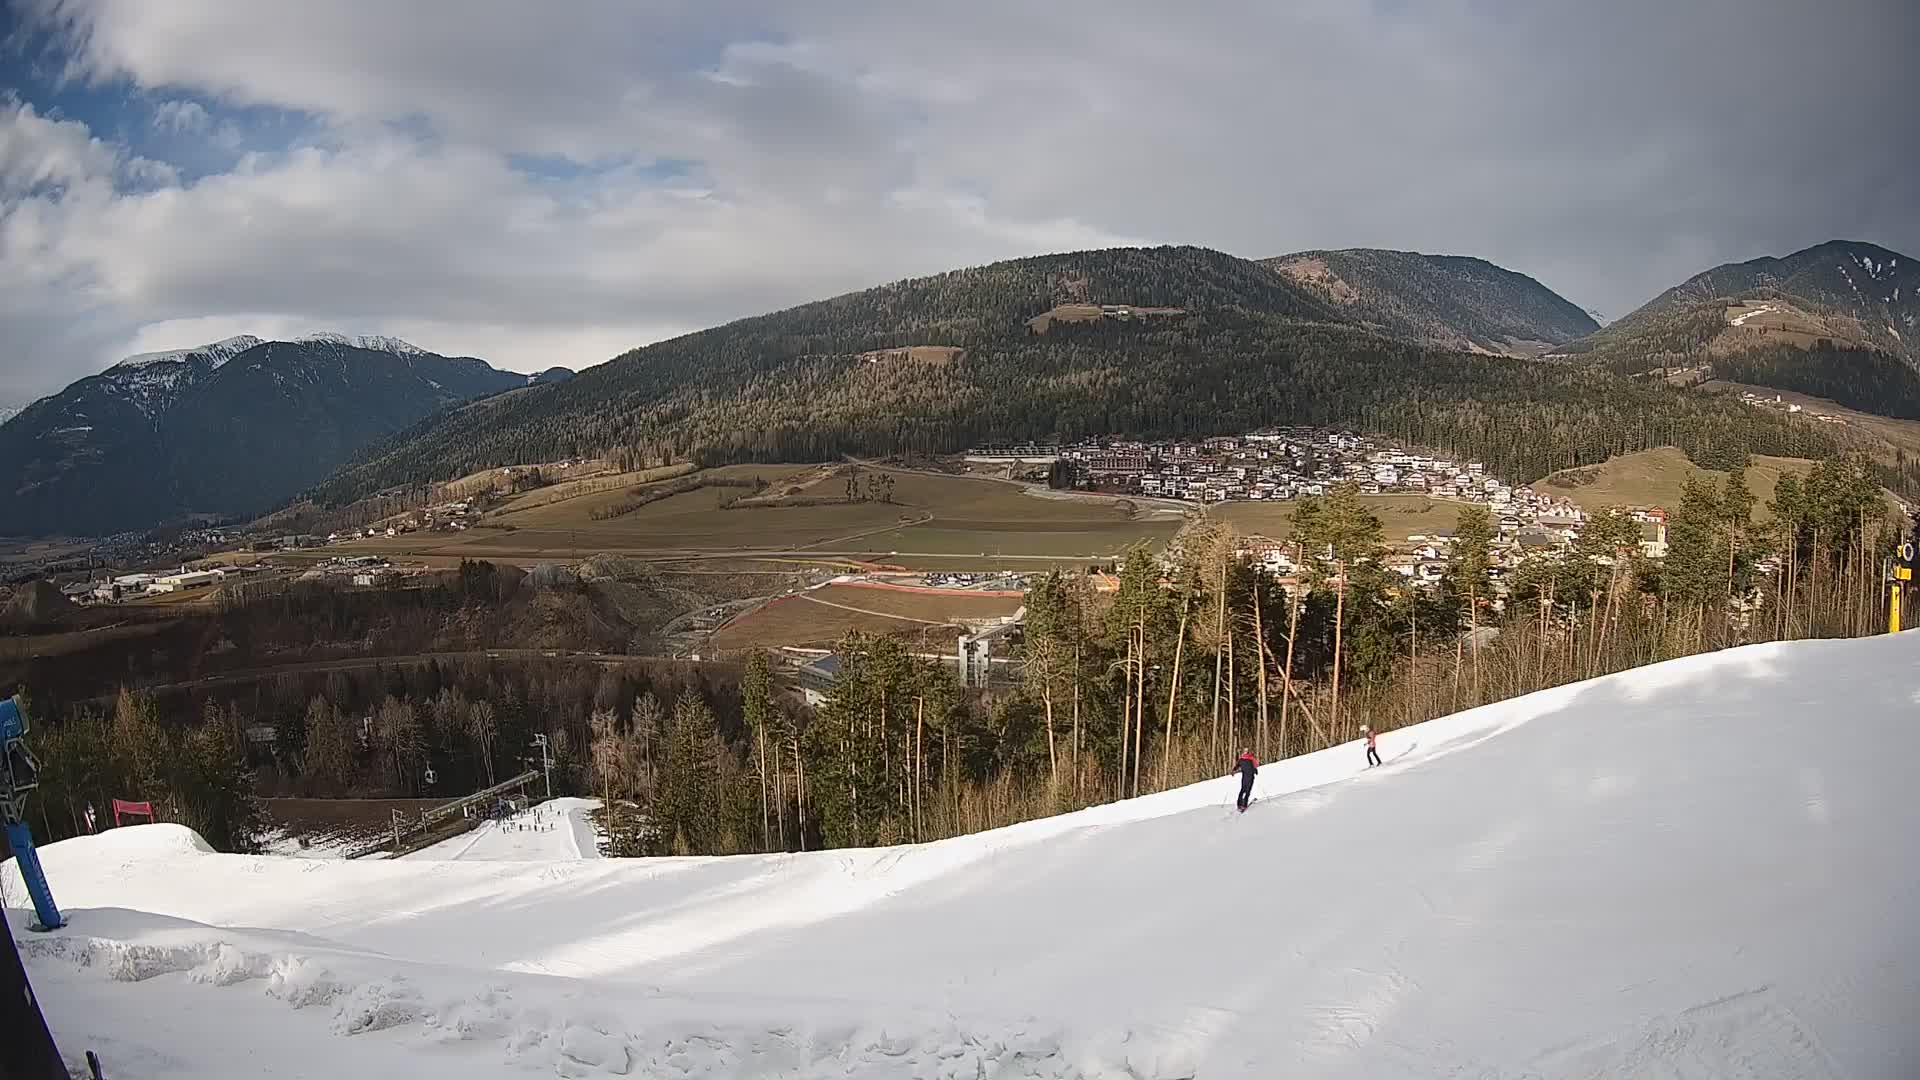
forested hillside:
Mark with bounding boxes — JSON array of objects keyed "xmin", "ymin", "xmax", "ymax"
[
  {"xmin": 1262, "ymin": 248, "xmax": 1598, "ymax": 355},
  {"xmin": 315, "ymin": 245, "xmax": 1858, "ymax": 507}
]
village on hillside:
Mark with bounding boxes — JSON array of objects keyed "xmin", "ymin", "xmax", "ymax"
[{"xmin": 970, "ymin": 427, "xmax": 1672, "ymax": 581}]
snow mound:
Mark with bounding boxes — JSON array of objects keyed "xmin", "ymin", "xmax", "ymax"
[
  {"xmin": 12, "ymin": 633, "xmax": 1920, "ymax": 1078},
  {"xmin": 54, "ymin": 823, "xmax": 218, "ymax": 858}
]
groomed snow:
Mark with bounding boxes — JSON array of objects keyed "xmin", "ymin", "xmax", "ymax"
[
  {"xmin": 403, "ymin": 797, "xmax": 603, "ymax": 862},
  {"xmin": 10, "ymin": 633, "xmax": 1920, "ymax": 1078}
]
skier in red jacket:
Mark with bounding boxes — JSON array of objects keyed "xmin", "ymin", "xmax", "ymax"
[
  {"xmin": 1232, "ymin": 749, "xmax": 1259, "ymax": 811},
  {"xmin": 1362, "ymin": 725, "xmax": 1382, "ymax": 768}
]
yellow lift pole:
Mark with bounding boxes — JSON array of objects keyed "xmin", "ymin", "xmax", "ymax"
[{"xmin": 1893, "ymin": 539, "xmax": 1915, "ymax": 633}]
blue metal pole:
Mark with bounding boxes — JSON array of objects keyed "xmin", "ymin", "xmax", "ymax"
[{"xmin": 5, "ymin": 821, "xmax": 62, "ymax": 931}]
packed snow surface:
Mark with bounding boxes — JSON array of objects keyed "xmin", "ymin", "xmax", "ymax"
[
  {"xmin": 403, "ymin": 797, "xmax": 603, "ymax": 862},
  {"xmin": 11, "ymin": 634, "xmax": 1920, "ymax": 1078}
]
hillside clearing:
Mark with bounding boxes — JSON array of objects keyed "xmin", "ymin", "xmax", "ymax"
[
  {"xmin": 1212, "ymin": 495, "xmax": 1468, "ymax": 542},
  {"xmin": 1536, "ymin": 447, "xmax": 1826, "ymax": 519}
]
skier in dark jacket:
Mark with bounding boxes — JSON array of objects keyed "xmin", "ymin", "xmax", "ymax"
[{"xmin": 1232, "ymin": 749, "xmax": 1259, "ymax": 811}]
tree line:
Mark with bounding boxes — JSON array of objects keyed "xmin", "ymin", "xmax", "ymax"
[
  {"xmin": 25, "ymin": 458, "xmax": 1902, "ymax": 857},
  {"xmin": 575, "ymin": 458, "xmax": 1905, "ymax": 855}
]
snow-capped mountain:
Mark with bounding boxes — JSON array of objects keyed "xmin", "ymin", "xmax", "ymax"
[
  {"xmin": 0, "ymin": 335, "xmax": 540, "ymax": 536},
  {"xmin": 113, "ymin": 333, "xmax": 265, "ymax": 371},
  {"xmin": 293, "ymin": 332, "xmax": 430, "ymax": 356},
  {"xmin": 13, "ymin": 632, "xmax": 1918, "ymax": 1077},
  {"xmin": 94, "ymin": 334, "xmax": 267, "ymax": 420}
]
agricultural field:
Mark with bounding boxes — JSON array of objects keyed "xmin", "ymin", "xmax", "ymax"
[
  {"xmin": 1535, "ymin": 447, "xmax": 1819, "ymax": 520},
  {"xmin": 1212, "ymin": 495, "xmax": 1467, "ymax": 543},
  {"xmin": 708, "ymin": 582, "xmax": 1023, "ymax": 652},
  {"xmin": 488, "ymin": 463, "xmax": 696, "ymax": 518},
  {"xmin": 332, "ymin": 466, "xmax": 1185, "ymax": 566},
  {"xmin": 0, "ymin": 538, "xmax": 93, "ymax": 566}
]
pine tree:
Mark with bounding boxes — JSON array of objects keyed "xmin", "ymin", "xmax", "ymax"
[
  {"xmin": 301, "ymin": 696, "xmax": 356, "ymax": 791},
  {"xmin": 740, "ymin": 650, "xmax": 778, "ymax": 850}
]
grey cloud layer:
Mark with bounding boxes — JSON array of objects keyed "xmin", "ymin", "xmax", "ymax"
[{"xmin": 2, "ymin": 0, "xmax": 1915, "ymax": 400}]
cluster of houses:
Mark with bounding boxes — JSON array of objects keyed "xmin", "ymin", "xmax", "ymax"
[
  {"xmin": 918, "ymin": 571, "xmax": 1030, "ymax": 591},
  {"xmin": 1055, "ymin": 430, "xmax": 1569, "ymax": 510},
  {"xmin": 296, "ymin": 555, "xmax": 399, "ymax": 588},
  {"xmin": 1736, "ymin": 390, "xmax": 1848, "ymax": 425},
  {"xmin": 1230, "ymin": 504, "xmax": 1669, "ymax": 597},
  {"xmin": 327, "ymin": 500, "xmax": 477, "ymax": 543}
]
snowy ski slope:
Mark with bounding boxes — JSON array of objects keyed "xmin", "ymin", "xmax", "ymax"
[
  {"xmin": 9, "ymin": 633, "xmax": 1920, "ymax": 1078},
  {"xmin": 403, "ymin": 797, "xmax": 604, "ymax": 862}
]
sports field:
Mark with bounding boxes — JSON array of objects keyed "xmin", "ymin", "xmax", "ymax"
[{"xmin": 708, "ymin": 582, "xmax": 1022, "ymax": 651}]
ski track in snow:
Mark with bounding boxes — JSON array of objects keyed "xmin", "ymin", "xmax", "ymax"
[{"xmin": 12, "ymin": 634, "xmax": 1920, "ymax": 1078}]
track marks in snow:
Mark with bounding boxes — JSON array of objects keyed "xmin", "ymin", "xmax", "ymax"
[
  {"xmin": 22, "ymin": 933, "xmax": 1127, "ymax": 1079},
  {"xmin": 1526, "ymin": 986, "xmax": 1845, "ymax": 1079}
]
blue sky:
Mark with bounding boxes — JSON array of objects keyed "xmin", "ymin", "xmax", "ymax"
[{"xmin": 1, "ymin": 0, "xmax": 1915, "ymax": 404}]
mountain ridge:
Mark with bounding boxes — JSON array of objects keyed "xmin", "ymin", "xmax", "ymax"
[
  {"xmin": 1563, "ymin": 240, "xmax": 1919, "ymax": 364},
  {"xmin": 1, "ymin": 336, "xmax": 561, "ymax": 535},
  {"xmin": 1554, "ymin": 239, "xmax": 1920, "ymax": 419},
  {"xmin": 1261, "ymin": 248, "xmax": 1598, "ymax": 356},
  {"xmin": 311, "ymin": 244, "xmax": 1841, "ymax": 510}
]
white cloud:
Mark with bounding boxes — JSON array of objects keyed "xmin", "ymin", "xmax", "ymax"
[
  {"xmin": 2, "ymin": 0, "xmax": 1917, "ymax": 403},
  {"xmin": 152, "ymin": 99, "xmax": 210, "ymax": 133},
  {"xmin": 0, "ymin": 97, "xmax": 122, "ymax": 195}
]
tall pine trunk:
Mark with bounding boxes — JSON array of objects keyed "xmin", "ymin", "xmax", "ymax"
[
  {"xmin": 1252, "ymin": 584, "xmax": 1269, "ymax": 760},
  {"xmin": 1280, "ymin": 568, "xmax": 1301, "ymax": 757},
  {"xmin": 1071, "ymin": 638, "xmax": 1083, "ymax": 801},
  {"xmin": 1210, "ymin": 558, "xmax": 1227, "ymax": 762},
  {"xmin": 1330, "ymin": 563, "xmax": 1346, "ymax": 744},
  {"xmin": 1133, "ymin": 616, "xmax": 1147, "ymax": 799},
  {"xmin": 1117, "ymin": 630, "xmax": 1133, "ymax": 802},
  {"xmin": 755, "ymin": 714, "xmax": 771, "ymax": 852},
  {"xmin": 1162, "ymin": 595, "xmax": 1190, "ymax": 788}
]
